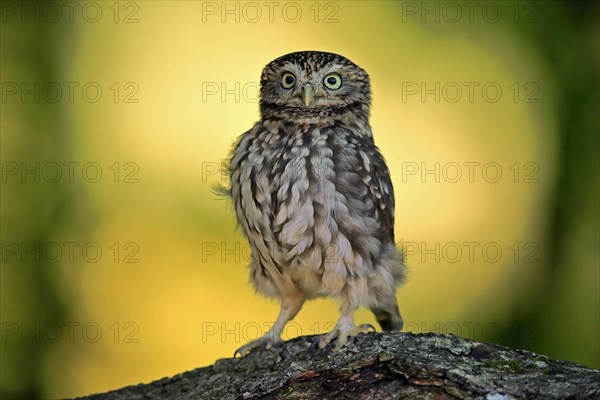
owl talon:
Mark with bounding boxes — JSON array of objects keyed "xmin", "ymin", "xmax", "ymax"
[
  {"xmin": 318, "ymin": 319, "xmax": 374, "ymax": 351},
  {"xmin": 310, "ymin": 336, "xmax": 321, "ymax": 349},
  {"xmin": 362, "ymin": 323, "xmax": 377, "ymax": 333},
  {"xmin": 234, "ymin": 335, "xmax": 281, "ymax": 358}
]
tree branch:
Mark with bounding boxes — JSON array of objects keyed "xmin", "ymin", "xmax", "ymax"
[{"xmin": 74, "ymin": 332, "xmax": 600, "ymax": 400}]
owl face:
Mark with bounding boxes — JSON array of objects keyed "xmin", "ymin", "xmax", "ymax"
[{"xmin": 259, "ymin": 51, "xmax": 371, "ymax": 120}]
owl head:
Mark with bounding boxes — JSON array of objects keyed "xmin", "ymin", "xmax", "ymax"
[{"xmin": 259, "ymin": 51, "xmax": 371, "ymax": 121}]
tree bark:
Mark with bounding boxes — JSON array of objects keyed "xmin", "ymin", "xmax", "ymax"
[{"xmin": 73, "ymin": 332, "xmax": 599, "ymax": 400}]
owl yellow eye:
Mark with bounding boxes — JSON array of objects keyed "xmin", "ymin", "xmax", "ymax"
[
  {"xmin": 323, "ymin": 73, "xmax": 342, "ymax": 90},
  {"xmin": 281, "ymin": 72, "xmax": 296, "ymax": 89}
]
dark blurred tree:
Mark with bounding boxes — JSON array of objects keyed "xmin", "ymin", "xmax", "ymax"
[
  {"xmin": 495, "ymin": 0, "xmax": 599, "ymax": 367},
  {"xmin": 1, "ymin": 1, "xmax": 88, "ymax": 398}
]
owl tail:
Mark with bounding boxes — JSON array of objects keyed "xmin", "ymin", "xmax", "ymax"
[{"xmin": 371, "ymin": 298, "xmax": 403, "ymax": 332}]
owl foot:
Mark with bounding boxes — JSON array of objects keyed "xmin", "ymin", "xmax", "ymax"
[
  {"xmin": 318, "ymin": 317, "xmax": 375, "ymax": 351},
  {"xmin": 234, "ymin": 335, "xmax": 282, "ymax": 358}
]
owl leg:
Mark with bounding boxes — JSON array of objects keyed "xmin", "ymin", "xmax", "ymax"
[
  {"xmin": 318, "ymin": 302, "xmax": 375, "ymax": 351},
  {"xmin": 234, "ymin": 294, "xmax": 304, "ymax": 357}
]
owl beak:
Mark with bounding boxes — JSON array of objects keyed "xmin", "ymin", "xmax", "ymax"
[{"xmin": 303, "ymin": 84, "xmax": 315, "ymax": 106}]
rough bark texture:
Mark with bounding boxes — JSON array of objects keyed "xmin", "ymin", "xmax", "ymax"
[{"xmin": 75, "ymin": 332, "xmax": 600, "ymax": 400}]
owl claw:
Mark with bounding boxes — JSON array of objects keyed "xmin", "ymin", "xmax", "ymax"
[
  {"xmin": 362, "ymin": 323, "xmax": 377, "ymax": 333},
  {"xmin": 318, "ymin": 319, "xmax": 375, "ymax": 351},
  {"xmin": 310, "ymin": 336, "xmax": 322, "ymax": 349},
  {"xmin": 234, "ymin": 335, "xmax": 281, "ymax": 358}
]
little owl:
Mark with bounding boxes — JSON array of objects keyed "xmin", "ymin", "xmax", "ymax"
[{"xmin": 225, "ymin": 51, "xmax": 406, "ymax": 356}]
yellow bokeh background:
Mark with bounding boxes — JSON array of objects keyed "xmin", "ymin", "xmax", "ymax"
[{"xmin": 1, "ymin": 1, "xmax": 597, "ymax": 399}]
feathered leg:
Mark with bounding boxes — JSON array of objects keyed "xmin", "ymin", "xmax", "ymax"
[
  {"xmin": 235, "ymin": 294, "xmax": 304, "ymax": 357},
  {"xmin": 318, "ymin": 300, "xmax": 375, "ymax": 350}
]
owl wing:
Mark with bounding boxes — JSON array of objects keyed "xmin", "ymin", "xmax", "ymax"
[
  {"xmin": 368, "ymin": 146, "xmax": 396, "ymax": 243},
  {"xmin": 337, "ymin": 132, "xmax": 396, "ymax": 244}
]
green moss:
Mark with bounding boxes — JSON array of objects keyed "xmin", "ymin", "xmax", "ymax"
[
  {"xmin": 482, "ymin": 358, "xmax": 545, "ymax": 374},
  {"xmin": 280, "ymin": 384, "xmax": 296, "ymax": 395},
  {"xmin": 505, "ymin": 360, "xmax": 532, "ymax": 373}
]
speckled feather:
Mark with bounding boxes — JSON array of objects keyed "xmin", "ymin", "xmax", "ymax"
[{"xmin": 225, "ymin": 51, "xmax": 405, "ymax": 352}]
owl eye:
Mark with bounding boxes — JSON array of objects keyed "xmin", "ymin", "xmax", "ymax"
[
  {"xmin": 323, "ymin": 73, "xmax": 342, "ymax": 90},
  {"xmin": 281, "ymin": 72, "xmax": 296, "ymax": 89}
]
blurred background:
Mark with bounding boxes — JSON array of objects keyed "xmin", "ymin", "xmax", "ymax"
[{"xmin": 1, "ymin": 1, "xmax": 598, "ymax": 398}]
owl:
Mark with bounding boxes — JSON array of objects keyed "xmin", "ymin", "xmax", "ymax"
[{"xmin": 226, "ymin": 51, "xmax": 406, "ymax": 356}]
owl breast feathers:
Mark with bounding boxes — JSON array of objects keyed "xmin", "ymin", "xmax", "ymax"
[{"xmin": 226, "ymin": 51, "xmax": 405, "ymax": 354}]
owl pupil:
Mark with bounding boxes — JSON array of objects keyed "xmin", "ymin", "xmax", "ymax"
[
  {"xmin": 327, "ymin": 77, "xmax": 337, "ymax": 85},
  {"xmin": 285, "ymin": 76, "xmax": 294, "ymax": 85}
]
